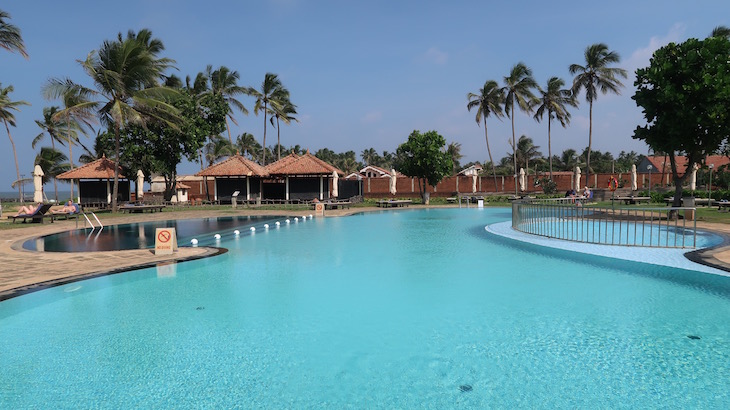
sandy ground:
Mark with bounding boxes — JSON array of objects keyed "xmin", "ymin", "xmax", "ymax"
[{"xmin": 0, "ymin": 206, "xmax": 728, "ymax": 300}]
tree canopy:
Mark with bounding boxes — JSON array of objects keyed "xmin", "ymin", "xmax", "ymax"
[
  {"xmin": 632, "ymin": 36, "xmax": 730, "ymax": 205},
  {"xmin": 394, "ymin": 130, "xmax": 452, "ymax": 202}
]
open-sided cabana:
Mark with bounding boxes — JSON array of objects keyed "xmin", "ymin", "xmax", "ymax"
[
  {"xmin": 56, "ymin": 156, "xmax": 130, "ymax": 206},
  {"xmin": 265, "ymin": 152, "xmax": 344, "ymax": 201},
  {"xmin": 197, "ymin": 155, "xmax": 269, "ymax": 204}
]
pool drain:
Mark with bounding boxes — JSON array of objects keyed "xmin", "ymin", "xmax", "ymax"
[
  {"xmin": 196, "ymin": 306, "xmax": 205, "ymax": 311},
  {"xmin": 687, "ymin": 335, "xmax": 701, "ymax": 340}
]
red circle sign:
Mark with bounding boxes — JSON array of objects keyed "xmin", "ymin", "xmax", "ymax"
[
  {"xmin": 157, "ymin": 230, "xmax": 171, "ymax": 243},
  {"xmin": 315, "ymin": 204, "xmax": 323, "ymax": 211}
]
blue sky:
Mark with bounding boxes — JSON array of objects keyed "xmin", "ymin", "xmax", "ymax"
[{"xmin": 1, "ymin": 1, "xmax": 728, "ymax": 191}]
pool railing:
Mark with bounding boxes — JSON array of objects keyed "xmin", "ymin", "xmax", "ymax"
[{"xmin": 512, "ymin": 198, "xmax": 697, "ymax": 248}]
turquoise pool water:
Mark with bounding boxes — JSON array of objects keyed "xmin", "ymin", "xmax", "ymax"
[{"xmin": 2, "ymin": 208, "xmax": 730, "ymax": 407}]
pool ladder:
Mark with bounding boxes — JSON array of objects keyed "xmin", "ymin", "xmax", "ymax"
[{"xmin": 79, "ymin": 212, "xmax": 103, "ymax": 230}]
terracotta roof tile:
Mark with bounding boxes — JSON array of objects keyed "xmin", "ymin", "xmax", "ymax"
[
  {"xmin": 646, "ymin": 155, "xmax": 730, "ymax": 175},
  {"xmin": 266, "ymin": 153, "xmax": 343, "ymax": 176},
  {"xmin": 57, "ymin": 156, "xmax": 125, "ymax": 180},
  {"xmin": 197, "ymin": 155, "xmax": 269, "ymax": 177}
]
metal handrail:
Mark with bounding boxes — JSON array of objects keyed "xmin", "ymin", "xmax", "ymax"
[{"xmin": 512, "ymin": 199, "xmax": 697, "ymax": 248}]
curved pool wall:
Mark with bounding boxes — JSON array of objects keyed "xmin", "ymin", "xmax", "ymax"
[
  {"xmin": 3, "ymin": 208, "xmax": 730, "ymax": 407},
  {"xmin": 23, "ymin": 215, "xmax": 285, "ymax": 252}
]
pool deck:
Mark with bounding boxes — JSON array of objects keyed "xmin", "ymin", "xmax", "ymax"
[{"xmin": 1, "ymin": 206, "xmax": 730, "ymax": 300}]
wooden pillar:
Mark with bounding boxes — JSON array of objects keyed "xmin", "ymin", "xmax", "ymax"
[
  {"xmin": 246, "ymin": 178, "xmax": 250, "ymax": 201},
  {"xmin": 286, "ymin": 176, "xmax": 290, "ymax": 201}
]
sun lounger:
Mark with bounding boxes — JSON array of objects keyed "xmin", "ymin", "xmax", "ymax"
[
  {"xmin": 120, "ymin": 204, "xmax": 166, "ymax": 213},
  {"xmin": 7, "ymin": 203, "xmax": 53, "ymax": 223},
  {"xmin": 51, "ymin": 203, "xmax": 81, "ymax": 221}
]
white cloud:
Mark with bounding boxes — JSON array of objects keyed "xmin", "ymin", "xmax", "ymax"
[
  {"xmin": 625, "ymin": 23, "xmax": 686, "ymax": 74},
  {"xmin": 361, "ymin": 111, "xmax": 382, "ymax": 124},
  {"xmin": 423, "ymin": 47, "xmax": 448, "ymax": 65}
]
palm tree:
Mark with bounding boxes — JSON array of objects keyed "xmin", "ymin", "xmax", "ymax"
[
  {"xmin": 34, "ymin": 106, "xmax": 80, "ymax": 201},
  {"xmin": 236, "ymin": 132, "xmax": 260, "ymax": 160},
  {"xmin": 45, "ymin": 30, "xmax": 179, "ymax": 212},
  {"xmin": 270, "ymin": 97, "xmax": 297, "ymax": 161},
  {"xmin": 446, "ymin": 142, "xmax": 463, "ymax": 175},
  {"xmin": 35, "ymin": 147, "xmax": 70, "ymax": 198},
  {"xmin": 0, "ymin": 83, "xmax": 30, "ymax": 202},
  {"xmin": 569, "ymin": 43, "xmax": 627, "ymax": 186},
  {"xmin": 204, "ymin": 135, "xmax": 236, "ymax": 166},
  {"xmin": 558, "ymin": 148, "xmax": 581, "ymax": 171},
  {"xmin": 204, "ymin": 65, "xmax": 250, "ymax": 143},
  {"xmin": 533, "ymin": 77, "xmax": 576, "ymax": 180},
  {"xmin": 710, "ymin": 25, "xmax": 730, "ymax": 39},
  {"xmin": 467, "ymin": 80, "xmax": 505, "ymax": 190},
  {"xmin": 512, "ymin": 135, "xmax": 542, "ymax": 173},
  {"xmin": 249, "ymin": 73, "xmax": 286, "ymax": 165},
  {"xmin": 0, "ymin": 9, "xmax": 28, "ymax": 58},
  {"xmin": 502, "ymin": 63, "xmax": 538, "ymax": 196},
  {"xmin": 361, "ymin": 148, "xmax": 378, "ymax": 165}
]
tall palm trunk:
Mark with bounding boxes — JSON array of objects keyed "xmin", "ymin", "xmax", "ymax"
[
  {"xmin": 483, "ymin": 117, "xmax": 498, "ymax": 191},
  {"xmin": 586, "ymin": 101, "xmax": 593, "ymax": 187},
  {"xmin": 262, "ymin": 101, "xmax": 268, "ymax": 165},
  {"xmin": 4, "ymin": 119, "xmax": 22, "ymax": 203},
  {"xmin": 276, "ymin": 115, "xmax": 281, "ymax": 161},
  {"xmin": 112, "ymin": 123, "xmax": 120, "ymax": 212},
  {"xmin": 225, "ymin": 117, "xmax": 232, "ymax": 143},
  {"xmin": 67, "ymin": 114, "xmax": 74, "ymax": 203},
  {"xmin": 548, "ymin": 114, "xmax": 553, "ymax": 180},
  {"xmin": 49, "ymin": 134, "xmax": 59, "ymax": 202},
  {"xmin": 511, "ymin": 98, "xmax": 517, "ymax": 196}
]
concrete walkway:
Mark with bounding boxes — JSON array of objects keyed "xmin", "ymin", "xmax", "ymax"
[{"xmin": 1, "ymin": 207, "xmax": 729, "ymax": 300}]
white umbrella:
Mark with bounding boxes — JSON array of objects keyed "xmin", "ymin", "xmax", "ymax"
[
  {"xmin": 389, "ymin": 169, "xmax": 397, "ymax": 195},
  {"xmin": 574, "ymin": 166, "xmax": 582, "ymax": 192},
  {"xmin": 33, "ymin": 164, "xmax": 44, "ymax": 203},
  {"xmin": 519, "ymin": 168, "xmax": 526, "ymax": 192},
  {"xmin": 631, "ymin": 164, "xmax": 638, "ymax": 191},
  {"xmin": 332, "ymin": 170, "xmax": 339, "ymax": 198},
  {"xmin": 136, "ymin": 170, "xmax": 145, "ymax": 200},
  {"xmin": 689, "ymin": 163, "xmax": 698, "ymax": 191},
  {"xmin": 472, "ymin": 174, "xmax": 477, "ymax": 193}
]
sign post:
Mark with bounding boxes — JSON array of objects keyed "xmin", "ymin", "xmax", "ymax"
[
  {"xmin": 314, "ymin": 202, "xmax": 325, "ymax": 217},
  {"xmin": 155, "ymin": 227, "xmax": 178, "ymax": 255}
]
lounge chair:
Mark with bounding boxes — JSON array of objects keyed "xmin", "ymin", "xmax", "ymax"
[
  {"xmin": 51, "ymin": 203, "xmax": 81, "ymax": 220},
  {"xmin": 7, "ymin": 203, "xmax": 53, "ymax": 224}
]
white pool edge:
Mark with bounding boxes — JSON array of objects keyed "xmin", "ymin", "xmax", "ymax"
[{"xmin": 486, "ymin": 221, "xmax": 730, "ymax": 277}]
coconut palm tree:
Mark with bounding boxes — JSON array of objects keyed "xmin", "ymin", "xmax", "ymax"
[
  {"xmin": 569, "ymin": 43, "xmax": 627, "ymax": 186},
  {"xmin": 512, "ymin": 135, "xmax": 542, "ymax": 173},
  {"xmin": 34, "ymin": 106, "xmax": 81, "ymax": 201},
  {"xmin": 236, "ymin": 132, "xmax": 260, "ymax": 161},
  {"xmin": 533, "ymin": 77, "xmax": 576, "ymax": 180},
  {"xmin": 502, "ymin": 63, "xmax": 538, "ymax": 196},
  {"xmin": 249, "ymin": 73, "xmax": 287, "ymax": 165},
  {"xmin": 361, "ymin": 148, "xmax": 378, "ymax": 165},
  {"xmin": 467, "ymin": 80, "xmax": 504, "ymax": 190},
  {"xmin": 34, "ymin": 147, "xmax": 70, "ymax": 198},
  {"xmin": 204, "ymin": 135, "xmax": 236, "ymax": 166},
  {"xmin": 45, "ymin": 30, "xmax": 179, "ymax": 212},
  {"xmin": 204, "ymin": 65, "xmax": 250, "ymax": 143},
  {"xmin": 0, "ymin": 9, "xmax": 28, "ymax": 58},
  {"xmin": 446, "ymin": 142, "xmax": 463, "ymax": 175},
  {"xmin": 0, "ymin": 83, "xmax": 30, "ymax": 202},
  {"xmin": 710, "ymin": 25, "xmax": 730, "ymax": 39},
  {"xmin": 270, "ymin": 97, "xmax": 297, "ymax": 161}
]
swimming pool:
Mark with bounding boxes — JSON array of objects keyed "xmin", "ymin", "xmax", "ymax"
[{"xmin": 2, "ymin": 208, "xmax": 730, "ymax": 407}]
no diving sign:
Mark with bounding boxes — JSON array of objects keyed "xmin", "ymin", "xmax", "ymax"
[{"xmin": 155, "ymin": 227, "xmax": 178, "ymax": 255}]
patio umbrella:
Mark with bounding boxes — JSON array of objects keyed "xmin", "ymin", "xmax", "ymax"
[
  {"xmin": 689, "ymin": 164, "xmax": 698, "ymax": 191},
  {"xmin": 472, "ymin": 174, "xmax": 477, "ymax": 193},
  {"xmin": 574, "ymin": 166, "xmax": 582, "ymax": 192},
  {"xmin": 631, "ymin": 164, "xmax": 638, "ymax": 191},
  {"xmin": 33, "ymin": 164, "xmax": 44, "ymax": 203},
  {"xmin": 332, "ymin": 170, "xmax": 339, "ymax": 198},
  {"xmin": 389, "ymin": 169, "xmax": 397, "ymax": 195},
  {"xmin": 136, "ymin": 170, "xmax": 145, "ymax": 200},
  {"xmin": 519, "ymin": 168, "xmax": 526, "ymax": 192}
]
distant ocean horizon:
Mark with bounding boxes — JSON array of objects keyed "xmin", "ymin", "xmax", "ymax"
[{"xmin": 0, "ymin": 191, "xmax": 73, "ymax": 202}]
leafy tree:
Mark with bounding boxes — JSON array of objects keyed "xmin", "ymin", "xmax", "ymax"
[
  {"xmin": 34, "ymin": 147, "xmax": 70, "ymax": 200},
  {"xmin": 394, "ymin": 130, "xmax": 452, "ymax": 204},
  {"xmin": 204, "ymin": 135, "xmax": 236, "ymax": 166},
  {"xmin": 0, "ymin": 83, "xmax": 30, "ymax": 202},
  {"xmin": 615, "ymin": 151, "xmax": 641, "ymax": 173},
  {"xmin": 633, "ymin": 36, "xmax": 730, "ymax": 206},
  {"xmin": 467, "ymin": 80, "xmax": 504, "ymax": 189},
  {"xmin": 556, "ymin": 148, "xmax": 581, "ymax": 171},
  {"xmin": 502, "ymin": 63, "xmax": 537, "ymax": 195},
  {"xmin": 249, "ymin": 73, "xmax": 287, "ymax": 165},
  {"xmin": 361, "ymin": 148, "xmax": 378, "ymax": 165},
  {"xmin": 0, "ymin": 9, "xmax": 27, "ymax": 58},
  {"xmin": 533, "ymin": 77, "xmax": 576, "ymax": 179},
  {"xmin": 710, "ymin": 25, "xmax": 730, "ymax": 39},
  {"xmin": 570, "ymin": 43, "xmax": 627, "ymax": 186}
]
